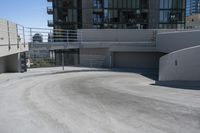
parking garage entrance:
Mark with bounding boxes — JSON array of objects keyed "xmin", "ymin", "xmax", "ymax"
[{"xmin": 54, "ymin": 49, "xmax": 79, "ymax": 66}]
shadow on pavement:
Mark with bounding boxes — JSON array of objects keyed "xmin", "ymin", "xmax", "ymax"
[
  {"xmin": 111, "ymin": 68, "xmax": 159, "ymax": 80},
  {"xmin": 151, "ymin": 81, "xmax": 200, "ymax": 90}
]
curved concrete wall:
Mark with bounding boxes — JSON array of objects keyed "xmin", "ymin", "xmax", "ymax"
[{"xmin": 159, "ymin": 46, "xmax": 200, "ymax": 81}]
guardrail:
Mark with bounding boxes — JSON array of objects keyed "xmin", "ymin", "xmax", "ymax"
[
  {"xmin": 28, "ymin": 28, "xmax": 82, "ymax": 43},
  {"xmin": 2, "ymin": 19, "xmax": 200, "ymax": 50},
  {"xmin": 0, "ymin": 21, "xmax": 82, "ymax": 46}
]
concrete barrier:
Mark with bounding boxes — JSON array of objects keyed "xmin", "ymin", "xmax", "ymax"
[
  {"xmin": 159, "ymin": 45, "xmax": 200, "ymax": 81},
  {"xmin": 80, "ymin": 29, "xmax": 156, "ymax": 42},
  {"xmin": 0, "ymin": 19, "xmax": 28, "ymax": 57}
]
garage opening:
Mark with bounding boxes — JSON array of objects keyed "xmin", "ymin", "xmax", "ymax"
[{"xmin": 112, "ymin": 52, "xmax": 165, "ymax": 69}]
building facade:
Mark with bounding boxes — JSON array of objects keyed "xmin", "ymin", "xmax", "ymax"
[
  {"xmin": 0, "ymin": 19, "xmax": 28, "ymax": 73},
  {"xmin": 186, "ymin": 0, "xmax": 200, "ymax": 16},
  {"xmin": 159, "ymin": 0, "xmax": 186, "ymax": 29},
  {"xmin": 47, "ymin": 0, "xmax": 186, "ymax": 29}
]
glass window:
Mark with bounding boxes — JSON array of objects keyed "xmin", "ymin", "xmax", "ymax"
[
  {"xmin": 123, "ymin": 0, "xmax": 127, "ymax": 8},
  {"xmin": 73, "ymin": 9, "xmax": 77, "ymax": 22},
  {"xmin": 104, "ymin": 0, "xmax": 109, "ymax": 8},
  {"xmin": 104, "ymin": 9, "xmax": 109, "ymax": 22},
  {"xmin": 136, "ymin": 0, "xmax": 139, "ymax": 8},
  {"xmin": 73, "ymin": 0, "xmax": 77, "ymax": 8},
  {"xmin": 68, "ymin": 9, "xmax": 73, "ymax": 22},
  {"xmin": 118, "ymin": 0, "xmax": 123, "ymax": 8},
  {"xmin": 127, "ymin": 0, "xmax": 132, "ymax": 8},
  {"xmin": 113, "ymin": 0, "xmax": 118, "ymax": 8},
  {"xmin": 109, "ymin": 0, "xmax": 113, "ymax": 8}
]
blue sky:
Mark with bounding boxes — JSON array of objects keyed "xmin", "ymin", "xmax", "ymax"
[{"xmin": 0, "ymin": 0, "xmax": 51, "ymax": 28}]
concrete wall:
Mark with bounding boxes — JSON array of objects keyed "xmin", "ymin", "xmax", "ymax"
[
  {"xmin": 80, "ymin": 48, "xmax": 110, "ymax": 68},
  {"xmin": 0, "ymin": 19, "xmax": 17, "ymax": 46},
  {"xmin": 5, "ymin": 53, "xmax": 20, "ymax": 72},
  {"xmin": 80, "ymin": 29, "xmax": 156, "ymax": 42},
  {"xmin": 159, "ymin": 46, "xmax": 200, "ymax": 81},
  {"xmin": 77, "ymin": 29, "xmax": 177, "ymax": 69},
  {"xmin": 0, "ymin": 19, "xmax": 28, "ymax": 57},
  {"xmin": 186, "ymin": 14, "xmax": 200, "ymax": 29},
  {"xmin": 156, "ymin": 30, "xmax": 200, "ymax": 53}
]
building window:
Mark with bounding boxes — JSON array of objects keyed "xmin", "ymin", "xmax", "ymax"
[
  {"xmin": 159, "ymin": 0, "xmax": 185, "ymax": 29},
  {"xmin": 93, "ymin": 0, "xmax": 147, "ymax": 29}
]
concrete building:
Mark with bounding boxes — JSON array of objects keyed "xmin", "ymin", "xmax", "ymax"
[
  {"xmin": 28, "ymin": 28, "xmax": 200, "ymax": 81},
  {"xmin": 45, "ymin": 0, "xmax": 186, "ymax": 67},
  {"xmin": 0, "ymin": 19, "xmax": 28, "ymax": 73},
  {"xmin": 156, "ymin": 30, "xmax": 200, "ymax": 81},
  {"xmin": 1, "ymin": 18, "xmax": 198, "ymax": 82},
  {"xmin": 47, "ymin": 0, "xmax": 186, "ymax": 29},
  {"xmin": 186, "ymin": 0, "xmax": 200, "ymax": 16}
]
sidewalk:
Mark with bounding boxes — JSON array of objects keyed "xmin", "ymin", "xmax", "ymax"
[{"xmin": 0, "ymin": 67, "xmax": 109, "ymax": 84}]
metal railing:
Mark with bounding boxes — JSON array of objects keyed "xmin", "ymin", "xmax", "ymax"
[
  {"xmin": 3, "ymin": 19, "xmax": 200, "ymax": 50},
  {"xmin": 27, "ymin": 28, "xmax": 82, "ymax": 43},
  {"xmin": 0, "ymin": 20, "xmax": 27, "ymax": 50},
  {"xmin": 0, "ymin": 19, "xmax": 82, "ymax": 52}
]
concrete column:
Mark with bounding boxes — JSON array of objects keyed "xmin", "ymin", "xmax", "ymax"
[{"xmin": 0, "ymin": 57, "xmax": 6, "ymax": 73}]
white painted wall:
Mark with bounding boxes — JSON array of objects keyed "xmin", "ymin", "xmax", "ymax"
[
  {"xmin": 0, "ymin": 19, "xmax": 28, "ymax": 58},
  {"xmin": 78, "ymin": 29, "xmax": 168, "ymax": 52},
  {"xmin": 156, "ymin": 30, "xmax": 200, "ymax": 53},
  {"xmin": 0, "ymin": 19, "xmax": 17, "ymax": 45},
  {"xmin": 159, "ymin": 46, "xmax": 200, "ymax": 81}
]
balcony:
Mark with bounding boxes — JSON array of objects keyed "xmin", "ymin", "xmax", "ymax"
[
  {"xmin": 47, "ymin": 0, "xmax": 52, "ymax": 2},
  {"xmin": 47, "ymin": 6, "xmax": 53, "ymax": 14},
  {"xmin": 48, "ymin": 20, "xmax": 53, "ymax": 27}
]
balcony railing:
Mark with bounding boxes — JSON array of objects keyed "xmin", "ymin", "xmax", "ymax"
[
  {"xmin": 48, "ymin": 20, "xmax": 54, "ymax": 27},
  {"xmin": 47, "ymin": 6, "xmax": 53, "ymax": 14}
]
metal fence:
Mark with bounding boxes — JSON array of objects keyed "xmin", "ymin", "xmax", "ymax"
[
  {"xmin": 0, "ymin": 20, "xmax": 27, "ymax": 50},
  {"xmin": 26, "ymin": 28, "xmax": 82, "ymax": 43}
]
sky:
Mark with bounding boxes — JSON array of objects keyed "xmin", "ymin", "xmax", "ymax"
[{"xmin": 0, "ymin": 0, "xmax": 51, "ymax": 28}]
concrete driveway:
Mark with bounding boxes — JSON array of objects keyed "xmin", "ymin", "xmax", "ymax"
[{"xmin": 0, "ymin": 67, "xmax": 199, "ymax": 133}]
